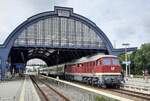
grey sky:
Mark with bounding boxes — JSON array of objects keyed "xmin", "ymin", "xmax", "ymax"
[{"xmin": 0, "ymin": 0, "xmax": 150, "ymax": 48}]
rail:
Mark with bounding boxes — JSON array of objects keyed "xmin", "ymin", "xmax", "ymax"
[{"xmin": 30, "ymin": 76, "xmax": 49, "ymax": 101}]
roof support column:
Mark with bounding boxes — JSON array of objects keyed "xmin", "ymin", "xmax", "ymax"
[{"xmin": 0, "ymin": 48, "xmax": 10, "ymax": 80}]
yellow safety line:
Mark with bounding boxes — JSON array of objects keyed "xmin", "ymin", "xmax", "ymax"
[{"xmin": 19, "ymin": 76, "xmax": 26, "ymax": 101}]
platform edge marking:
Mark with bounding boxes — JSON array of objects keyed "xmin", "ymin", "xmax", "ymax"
[{"xmin": 19, "ymin": 77, "xmax": 26, "ymax": 101}]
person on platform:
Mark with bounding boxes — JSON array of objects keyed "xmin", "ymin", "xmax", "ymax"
[
  {"xmin": 121, "ymin": 70, "xmax": 125, "ymax": 83},
  {"xmin": 142, "ymin": 70, "xmax": 145, "ymax": 80},
  {"xmin": 144, "ymin": 69, "xmax": 149, "ymax": 83}
]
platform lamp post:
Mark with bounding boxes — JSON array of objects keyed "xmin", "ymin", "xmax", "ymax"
[
  {"xmin": 128, "ymin": 52, "xmax": 131, "ymax": 77},
  {"xmin": 122, "ymin": 43, "xmax": 130, "ymax": 77},
  {"xmin": 127, "ymin": 51, "xmax": 132, "ymax": 77}
]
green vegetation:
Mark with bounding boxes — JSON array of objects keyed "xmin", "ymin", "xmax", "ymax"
[{"xmin": 119, "ymin": 43, "xmax": 150, "ymax": 75}]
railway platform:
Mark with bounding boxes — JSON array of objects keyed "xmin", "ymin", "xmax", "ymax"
[
  {"xmin": 122, "ymin": 77, "xmax": 150, "ymax": 94},
  {"xmin": 125, "ymin": 77, "xmax": 150, "ymax": 86},
  {"xmin": 0, "ymin": 77, "xmax": 24, "ymax": 101},
  {"xmin": 0, "ymin": 75, "xmax": 41, "ymax": 101}
]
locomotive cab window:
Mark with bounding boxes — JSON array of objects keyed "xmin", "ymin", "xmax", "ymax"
[
  {"xmin": 103, "ymin": 58, "xmax": 111, "ymax": 65},
  {"xmin": 112, "ymin": 58, "xmax": 119, "ymax": 65}
]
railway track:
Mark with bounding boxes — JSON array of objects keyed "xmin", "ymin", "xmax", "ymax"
[{"xmin": 30, "ymin": 76, "xmax": 70, "ymax": 101}]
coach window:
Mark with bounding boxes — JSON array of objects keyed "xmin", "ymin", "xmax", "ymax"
[{"xmin": 103, "ymin": 58, "xmax": 111, "ymax": 65}]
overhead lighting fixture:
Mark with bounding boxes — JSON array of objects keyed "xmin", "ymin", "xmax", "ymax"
[{"xmin": 48, "ymin": 49, "xmax": 55, "ymax": 53}]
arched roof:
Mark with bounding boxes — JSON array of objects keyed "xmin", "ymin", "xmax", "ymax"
[{"xmin": 2, "ymin": 6, "xmax": 113, "ymax": 54}]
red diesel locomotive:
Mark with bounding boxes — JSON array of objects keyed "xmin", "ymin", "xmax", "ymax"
[{"xmin": 64, "ymin": 54, "xmax": 122, "ymax": 87}]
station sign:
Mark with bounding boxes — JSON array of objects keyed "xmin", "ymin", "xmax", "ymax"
[{"xmin": 122, "ymin": 61, "xmax": 131, "ymax": 65}]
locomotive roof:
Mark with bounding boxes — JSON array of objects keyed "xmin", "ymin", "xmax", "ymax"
[{"xmin": 67, "ymin": 54, "xmax": 118, "ymax": 65}]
